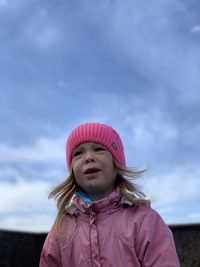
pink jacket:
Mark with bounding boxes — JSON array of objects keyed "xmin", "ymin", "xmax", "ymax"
[{"xmin": 40, "ymin": 188, "xmax": 180, "ymax": 267}]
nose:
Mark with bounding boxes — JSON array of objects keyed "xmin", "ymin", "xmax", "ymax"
[{"xmin": 84, "ymin": 150, "xmax": 95, "ymax": 163}]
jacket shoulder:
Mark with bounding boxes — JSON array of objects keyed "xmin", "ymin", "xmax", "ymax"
[{"xmin": 114, "ymin": 205, "xmax": 151, "ymax": 243}]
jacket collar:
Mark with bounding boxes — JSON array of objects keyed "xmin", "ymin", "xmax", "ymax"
[{"xmin": 66, "ymin": 187, "xmax": 133, "ymax": 215}]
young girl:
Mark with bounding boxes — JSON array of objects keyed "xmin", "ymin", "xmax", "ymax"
[{"xmin": 40, "ymin": 122, "xmax": 180, "ymax": 267}]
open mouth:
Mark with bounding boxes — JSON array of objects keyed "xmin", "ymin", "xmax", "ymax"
[{"xmin": 84, "ymin": 167, "xmax": 100, "ymax": 175}]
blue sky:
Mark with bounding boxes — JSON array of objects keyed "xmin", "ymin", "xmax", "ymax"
[{"xmin": 0, "ymin": 0, "xmax": 200, "ymax": 232}]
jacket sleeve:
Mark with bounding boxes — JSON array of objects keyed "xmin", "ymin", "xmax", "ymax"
[
  {"xmin": 39, "ymin": 226, "xmax": 62, "ymax": 267},
  {"xmin": 136, "ymin": 208, "xmax": 180, "ymax": 267}
]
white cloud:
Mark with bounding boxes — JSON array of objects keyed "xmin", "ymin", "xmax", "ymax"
[
  {"xmin": 140, "ymin": 164, "xmax": 200, "ymax": 224},
  {"xmin": 0, "ymin": 214, "xmax": 54, "ymax": 232},
  {"xmin": 0, "ymin": 179, "xmax": 53, "ymax": 213},
  {"xmin": 125, "ymin": 111, "xmax": 179, "ymax": 150},
  {"xmin": 0, "ymin": 178, "xmax": 57, "ymax": 231},
  {"xmin": 0, "ymin": 136, "xmax": 66, "ymax": 162},
  {"xmin": 144, "ymin": 164, "xmax": 200, "ymax": 206},
  {"xmin": 189, "ymin": 212, "xmax": 200, "ymax": 220},
  {"xmin": 0, "ymin": 135, "xmax": 68, "ymax": 232}
]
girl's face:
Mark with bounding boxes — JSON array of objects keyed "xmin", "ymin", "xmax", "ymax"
[{"xmin": 71, "ymin": 142, "xmax": 117, "ymax": 201}]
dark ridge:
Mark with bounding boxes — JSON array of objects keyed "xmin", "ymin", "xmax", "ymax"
[{"xmin": 0, "ymin": 224, "xmax": 200, "ymax": 267}]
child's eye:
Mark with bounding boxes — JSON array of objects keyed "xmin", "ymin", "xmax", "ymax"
[
  {"xmin": 73, "ymin": 150, "xmax": 82, "ymax": 157},
  {"xmin": 95, "ymin": 147, "xmax": 105, "ymax": 152}
]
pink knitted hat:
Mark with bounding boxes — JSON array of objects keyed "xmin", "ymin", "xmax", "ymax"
[{"xmin": 66, "ymin": 122, "xmax": 126, "ymax": 168}]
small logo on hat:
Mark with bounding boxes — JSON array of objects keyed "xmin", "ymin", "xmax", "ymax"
[{"xmin": 112, "ymin": 142, "xmax": 117, "ymax": 150}]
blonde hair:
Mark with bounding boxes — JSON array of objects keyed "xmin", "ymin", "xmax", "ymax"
[{"xmin": 49, "ymin": 162, "xmax": 150, "ymax": 235}]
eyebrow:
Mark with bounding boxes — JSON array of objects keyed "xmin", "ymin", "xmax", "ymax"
[{"xmin": 74, "ymin": 143, "xmax": 104, "ymax": 151}]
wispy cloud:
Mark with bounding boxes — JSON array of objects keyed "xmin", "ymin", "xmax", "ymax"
[
  {"xmin": 83, "ymin": 0, "xmax": 200, "ymax": 103},
  {"xmin": 21, "ymin": 6, "xmax": 63, "ymax": 49},
  {"xmin": 90, "ymin": 93, "xmax": 196, "ymax": 163},
  {"xmin": 0, "ymin": 0, "xmax": 8, "ymax": 6},
  {"xmin": 0, "ymin": 0, "xmax": 25, "ymax": 9},
  {"xmin": 125, "ymin": 111, "xmax": 179, "ymax": 150},
  {"xmin": 25, "ymin": 21, "xmax": 62, "ymax": 49},
  {"xmin": 0, "ymin": 136, "xmax": 66, "ymax": 162},
  {"xmin": 0, "ymin": 164, "xmax": 65, "ymax": 183},
  {"xmin": 191, "ymin": 25, "xmax": 200, "ymax": 33}
]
